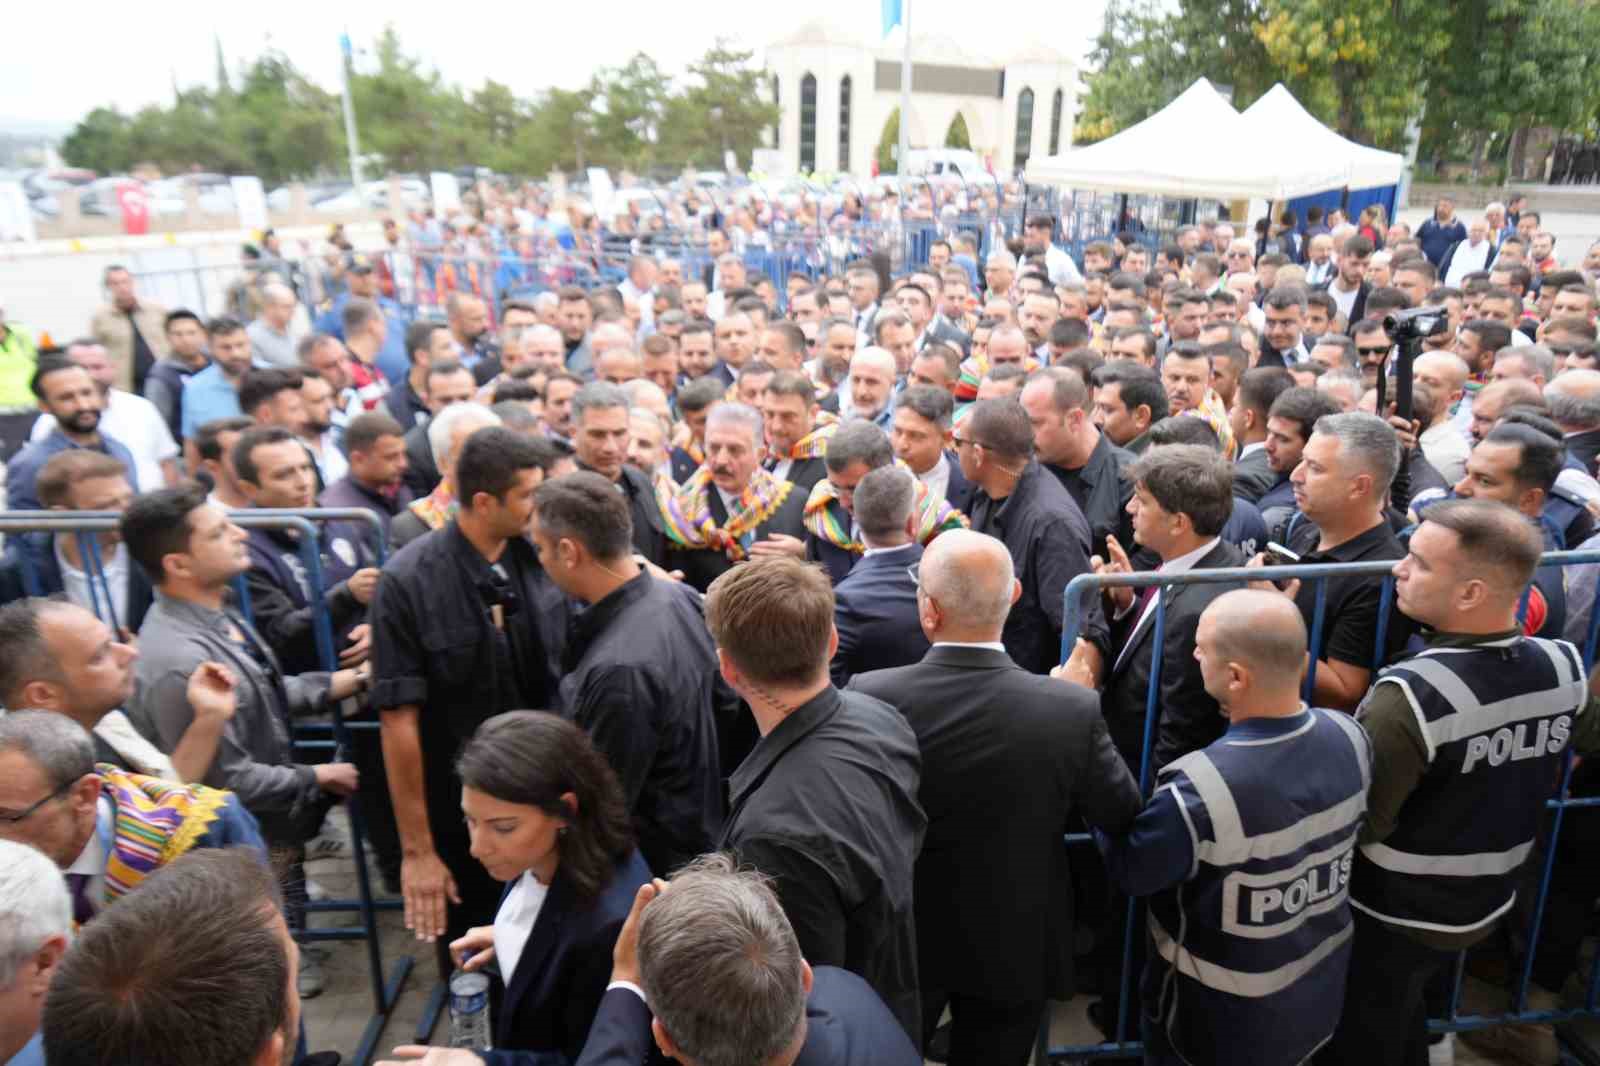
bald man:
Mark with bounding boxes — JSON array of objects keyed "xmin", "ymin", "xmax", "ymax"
[
  {"xmin": 848, "ymin": 347, "xmax": 899, "ymax": 428},
  {"xmin": 1411, "ymin": 351, "xmax": 1472, "ymax": 482},
  {"xmin": 849, "ymin": 529, "xmax": 1140, "ymax": 1066},
  {"xmin": 1096, "ymin": 589, "xmax": 1372, "ymax": 1066}
]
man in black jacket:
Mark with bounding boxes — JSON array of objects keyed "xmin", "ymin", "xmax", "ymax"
[
  {"xmin": 570, "ymin": 382, "xmax": 668, "ymax": 567},
  {"xmin": 1315, "ymin": 234, "xmax": 1374, "ymax": 330},
  {"xmin": 706, "ymin": 556, "xmax": 925, "ymax": 1046},
  {"xmin": 1020, "ymin": 366, "xmax": 1134, "ymax": 551},
  {"xmin": 399, "ymin": 360, "xmax": 478, "ymax": 499},
  {"xmin": 851, "ymin": 529, "xmax": 1140, "ymax": 1065},
  {"xmin": 530, "ymin": 472, "xmax": 729, "ymax": 874},
  {"xmin": 1229, "ymin": 367, "xmax": 1295, "ymax": 503},
  {"xmin": 831, "ymin": 466, "xmax": 929, "ymax": 686},
  {"xmin": 961, "ymin": 398, "xmax": 1104, "ymax": 674}
]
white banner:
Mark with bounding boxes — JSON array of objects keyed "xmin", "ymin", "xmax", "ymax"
[
  {"xmin": 0, "ymin": 182, "xmax": 36, "ymax": 243},
  {"xmin": 231, "ymin": 176, "xmax": 269, "ymax": 231},
  {"xmin": 430, "ymin": 171, "xmax": 462, "ymax": 213}
]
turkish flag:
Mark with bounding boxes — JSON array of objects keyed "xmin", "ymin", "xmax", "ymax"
[{"xmin": 114, "ymin": 181, "xmax": 150, "ymax": 236}]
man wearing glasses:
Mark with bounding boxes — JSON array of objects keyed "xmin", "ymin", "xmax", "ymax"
[{"xmin": 0, "ymin": 710, "xmax": 267, "ymax": 924}]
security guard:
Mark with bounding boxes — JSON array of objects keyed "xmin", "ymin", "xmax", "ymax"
[
  {"xmin": 1097, "ymin": 589, "xmax": 1371, "ymax": 1066},
  {"xmin": 1322, "ymin": 499, "xmax": 1600, "ymax": 1066}
]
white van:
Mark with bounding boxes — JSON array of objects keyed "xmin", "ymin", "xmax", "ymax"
[{"xmin": 901, "ymin": 149, "xmax": 999, "ymax": 192}]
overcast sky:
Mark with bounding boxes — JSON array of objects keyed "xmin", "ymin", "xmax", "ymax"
[{"xmin": 6, "ymin": 0, "xmax": 1104, "ymax": 132}]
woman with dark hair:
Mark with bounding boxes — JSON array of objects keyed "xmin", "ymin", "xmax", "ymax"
[{"xmin": 386, "ymin": 711, "xmax": 650, "ymax": 1066}]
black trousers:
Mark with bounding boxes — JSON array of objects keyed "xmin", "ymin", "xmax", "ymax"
[
  {"xmin": 1317, "ymin": 911, "xmax": 1454, "ymax": 1066},
  {"xmin": 432, "ymin": 828, "xmax": 504, "ymax": 980},
  {"xmin": 921, "ymin": 987, "xmax": 1044, "ymax": 1066}
]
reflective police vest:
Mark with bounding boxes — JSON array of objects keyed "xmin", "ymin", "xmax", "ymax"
[
  {"xmin": 1147, "ymin": 707, "xmax": 1371, "ymax": 1066},
  {"xmin": 1350, "ymin": 634, "xmax": 1587, "ymax": 935}
]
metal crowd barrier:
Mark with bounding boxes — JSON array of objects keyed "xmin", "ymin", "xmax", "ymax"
[
  {"xmin": 1047, "ymin": 548, "xmax": 1600, "ymax": 1063},
  {"xmin": 0, "ymin": 509, "xmax": 412, "ymax": 1066}
]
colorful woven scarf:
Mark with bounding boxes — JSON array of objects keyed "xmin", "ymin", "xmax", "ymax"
[
  {"xmin": 408, "ymin": 482, "xmax": 457, "ymax": 532},
  {"xmin": 803, "ymin": 465, "xmax": 969, "ymax": 553},
  {"xmin": 781, "ymin": 414, "xmax": 839, "ymax": 461},
  {"xmin": 659, "ymin": 467, "xmax": 796, "ymax": 561},
  {"xmin": 98, "ymin": 765, "xmax": 231, "ymax": 905},
  {"xmin": 954, "ymin": 352, "xmax": 1042, "ymax": 402}
]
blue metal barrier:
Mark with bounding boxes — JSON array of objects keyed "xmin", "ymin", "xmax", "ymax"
[
  {"xmin": 0, "ymin": 509, "xmax": 411, "ymax": 1066},
  {"xmin": 1048, "ymin": 548, "xmax": 1600, "ymax": 1062}
]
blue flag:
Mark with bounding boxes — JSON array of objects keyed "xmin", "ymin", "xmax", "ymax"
[{"xmin": 882, "ymin": 0, "xmax": 902, "ymax": 36}]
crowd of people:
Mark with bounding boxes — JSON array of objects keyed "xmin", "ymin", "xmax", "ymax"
[{"xmin": 3, "ymin": 192, "xmax": 1600, "ymax": 1066}]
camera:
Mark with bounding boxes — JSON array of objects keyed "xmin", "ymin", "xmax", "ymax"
[{"xmin": 1383, "ymin": 305, "xmax": 1451, "ymax": 342}]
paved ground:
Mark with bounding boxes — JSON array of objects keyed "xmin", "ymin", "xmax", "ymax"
[{"xmin": 298, "ymin": 813, "xmax": 1564, "ymax": 1065}]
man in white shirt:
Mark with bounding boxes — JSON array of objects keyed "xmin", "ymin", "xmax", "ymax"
[
  {"xmin": 1023, "ymin": 215, "xmax": 1084, "ymax": 287},
  {"xmin": 32, "ymin": 339, "xmax": 178, "ymax": 490},
  {"xmin": 618, "ymin": 255, "xmax": 658, "ymax": 334},
  {"xmin": 1322, "ymin": 234, "xmax": 1374, "ymax": 326},
  {"xmin": 1443, "ymin": 217, "xmax": 1497, "ymax": 289},
  {"xmin": 295, "ymin": 373, "xmax": 349, "ymax": 486}
]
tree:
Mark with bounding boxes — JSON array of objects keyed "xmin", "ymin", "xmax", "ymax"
[
  {"xmin": 349, "ymin": 26, "xmax": 469, "ymax": 174},
  {"xmin": 658, "ymin": 42, "xmax": 780, "ymax": 169},
  {"xmin": 61, "ymin": 108, "xmax": 134, "ymax": 172},
  {"xmin": 876, "ymin": 108, "xmax": 900, "ymax": 173},
  {"xmin": 945, "ymin": 114, "xmax": 972, "ymax": 149}
]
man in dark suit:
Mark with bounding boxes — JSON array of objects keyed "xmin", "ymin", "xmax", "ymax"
[
  {"xmin": 663, "ymin": 403, "xmax": 808, "ymax": 592},
  {"xmin": 1021, "ymin": 366, "xmax": 1134, "ymax": 551},
  {"xmin": 892, "ymin": 385, "xmax": 975, "ymax": 514},
  {"xmin": 1055, "ymin": 443, "xmax": 1249, "ymax": 1036},
  {"xmin": 759, "ymin": 370, "xmax": 830, "ymax": 499},
  {"xmin": 398, "ymin": 360, "xmax": 479, "ymax": 499},
  {"xmin": 850, "ymin": 529, "xmax": 1141, "ymax": 1065},
  {"xmin": 1547, "ymin": 369, "xmax": 1600, "ymax": 478},
  {"xmin": 831, "ymin": 467, "xmax": 930, "ymax": 686},
  {"xmin": 1229, "ymin": 367, "xmax": 1295, "ymax": 503},
  {"xmin": 563, "ymin": 856, "xmax": 921, "ymax": 1066},
  {"xmin": 571, "ymin": 382, "xmax": 669, "ymax": 568}
]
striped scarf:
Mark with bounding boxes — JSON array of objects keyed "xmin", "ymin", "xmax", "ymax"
[
  {"xmin": 954, "ymin": 352, "xmax": 1042, "ymax": 402},
  {"xmin": 408, "ymin": 482, "xmax": 457, "ymax": 532},
  {"xmin": 659, "ymin": 467, "xmax": 795, "ymax": 561},
  {"xmin": 803, "ymin": 464, "xmax": 969, "ymax": 553},
  {"xmin": 780, "ymin": 414, "xmax": 839, "ymax": 461},
  {"xmin": 98, "ymin": 766, "xmax": 232, "ymax": 905}
]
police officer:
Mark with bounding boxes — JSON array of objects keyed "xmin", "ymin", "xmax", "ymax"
[
  {"xmin": 1322, "ymin": 499, "xmax": 1600, "ymax": 1066},
  {"xmin": 1097, "ymin": 589, "xmax": 1372, "ymax": 1066}
]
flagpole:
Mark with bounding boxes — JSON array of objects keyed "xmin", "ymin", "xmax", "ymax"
[{"xmin": 898, "ymin": 0, "xmax": 911, "ymax": 207}]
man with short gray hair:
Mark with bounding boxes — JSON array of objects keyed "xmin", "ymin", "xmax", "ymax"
[
  {"xmin": 829, "ymin": 467, "xmax": 929, "ymax": 686},
  {"xmin": 1250, "ymin": 411, "xmax": 1411, "ymax": 711},
  {"xmin": 573, "ymin": 381, "xmax": 668, "ymax": 566},
  {"xmin": 0, "ymin": 839, "xmax": 70, "ymax": 1065},
  {"xmin": 851, "ymin": 529, "xmax": 1139, "ymax": 1063},
  {"xmin": 660, "ymin": 401, "xmax": 808, "ymax": 592},
  {"xmin": 571, "ymin": 853, "xmax": 920, "ymax": 1066},
  {"xmin": 1545, "ymin": 368, "xmax": 1600, "ymax": 476}
]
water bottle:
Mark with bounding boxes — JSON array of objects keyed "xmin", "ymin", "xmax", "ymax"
[{"xmin": 448, "ymin": 971, "xmax": 492, "ymax": 1051}]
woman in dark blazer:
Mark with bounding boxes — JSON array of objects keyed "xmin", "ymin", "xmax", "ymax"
[{"xmin": 385, "ymin": 711, "xmax": 651, "ymax": 1066}]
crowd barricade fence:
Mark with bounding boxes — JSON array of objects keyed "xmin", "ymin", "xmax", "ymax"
[
  {"xmin": 0, "ymin": 509, "xmax": 411, "ymax": 1066},
  {"xmin": 1043, "ymin": 549, "xmax": 1600, "ymax": 1062}
]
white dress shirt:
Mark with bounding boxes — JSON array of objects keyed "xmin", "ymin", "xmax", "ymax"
[
  {"xmin": 932, "ymin": 640, "xmax": 1007, "ymax": 652},
  {"xmin": 917, "ymin": 454, "xmax": 953, "ymax": 504},
  {"xmin": 55, "ymin": 538, "xmax": 129, "ymax": 627},
  {"xmin": 493, "ymin": 870, "xmax": 551, "ymax": 983},
  {"xmin": 65, "ymin": 796, "xmax": 115, "ymax": 919},
  {"xmin": 1444, "ymin": 240, "xmax": 1494, "ymax": 288},
  {"xmin": 1112, "ymin": 537, "xmax": 1221, "ymax": 673}
]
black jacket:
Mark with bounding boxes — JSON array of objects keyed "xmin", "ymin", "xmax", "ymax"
[
  {"xmin": 669, "ymin": 479, "xmax": 808, "ymax": 593},
  {"xmin": 0, "ymin": 532, "xmax": 153, "ymax": 633},
  {"xmin": 1314, "ymin": 278, "xmax": 1371, "ymax": 328},
  {"xmin": 481, "ymin": 850, "xmax": 653, "ymax": 1066},
  {"xmin": 370, "ymin": 524, "xmax": 568, "ymax": 830},
  {"xmin": 593, "ymin": 463, "xmax": 667, "ymax": 568},
  {"xmin": 968, "ymin": 461, "xmax": 1105, "ymax": 674},
  {"xmin": 831, "ymin": 543, "xmax": 929, "ymax": 687},
  {"xmin": 318, "ymin": 475, "xmax": 415, "ymax": 551},
  {"xmin": 720, "ymin": 686, "xmax": 926, "ymax": 1046},
  {"xmin": 1100, "ymin": 540, "xmax": 1248, "ymax": 775},
  {"xmin": 241, "ymin": 521, "xmax": 370, "ymax": 676},
  {"xmin": 1232, "ymin": 444, "xmax": 1277, "ymax": 503},
  {"xmin": 920, "ymin": 317, "xmax": 971, "ymax": 356},
  {"xmin": 939, "ymin": 452, "xmax": 977, "ymax": 514},
  {"xmin": 1043, "ymin": 433, "xmax": 1134, "ymax": 553},
  {"xmin": 401, "ymin": 419, "xmax": 441, "ymax": 499},
  {"xmin": 850, "ymin": 644, "xmax": 1140, "ymax": 1001},
  {"xmin": 769, "ymin": 455, "xmax": 829, "ymax": 500},
  {"xmin": 1566, "ymin": 427, "xmax": 1600, "ymax": 479},
  {"xmin": 569, "ymin": 968, "xmax": 921, "ymax": 1066},
  {"xmin": 382, "ymin": 379, "xmax": 430, "ymax": 431},
  {"xmin": 556, "ymin": 572, "xmax": 731, "ymax": 874}
]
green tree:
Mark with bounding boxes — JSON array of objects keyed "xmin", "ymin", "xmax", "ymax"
[
  {"xmin": 61, "ymin": 107, "xmax": 134, "ymax": 173},
  {"xmin": 349, "ymin": 25, "xmax": 468, "ymax": 174},
  {"xmin": 944, "ymin": 114, "xmax": 971, "ymax": 149},
  {"xmin": 658, "ymin": 41, "xmax": 780, "ymax": 169},
  {"xmin": 876, "ymin": 108, "xmax": 900, "ymax": 173}
]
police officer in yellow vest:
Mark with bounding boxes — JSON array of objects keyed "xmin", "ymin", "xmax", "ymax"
[
  {"xmin": 1096, "ymin": 590, "xmax": 1372, "ymax": 1065},
  {"xmin": 1322, "ymin": 499, "xmax": 1600, "ymax": 1066}
]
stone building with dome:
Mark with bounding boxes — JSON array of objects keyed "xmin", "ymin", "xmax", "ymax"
[{"xmin": 762, "ymin": 20, "xmax": 1078, "ymax": 178}]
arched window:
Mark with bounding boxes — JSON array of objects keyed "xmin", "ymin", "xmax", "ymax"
[
  {"xmin": 1049, "ymin": 88, "xmax": 1064, "ymax": 155},
  {"xmin": 838, "ymin": 75, "xmax": 852, "ymax": 172},
  {"xmin": 800, "ymin": 73, "xmax": 818, "ymax": 172},
  {"xmin": 1014, "ymin": 87, "xmax": 1035, "ymax": 169}
]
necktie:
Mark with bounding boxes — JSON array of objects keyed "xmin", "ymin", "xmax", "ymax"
[
  {"xmin": 67, "ymin": 872, "xmax": 95, "ymax": 925},
  {"xmin": 1132, "ymin": 583, "xmax": 1159, "ymax": 625}
]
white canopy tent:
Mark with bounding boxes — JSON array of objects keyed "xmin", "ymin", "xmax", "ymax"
[
  {"xmin": 1239, "ymin": 84, "xmax": 1404, "ymax": 191},
  {"xmin": 1023, "ymin": 78, "xmax": 1347, "ymax": 201}
]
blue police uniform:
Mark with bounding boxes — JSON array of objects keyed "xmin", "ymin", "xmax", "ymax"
[
  {"xmin": 1098, "ymin": 706, "xmax": 1371, "ymax": 1066},
  {"xmin": 315, "ymin": 292, "xmax": 411, "ymax": 384}
]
